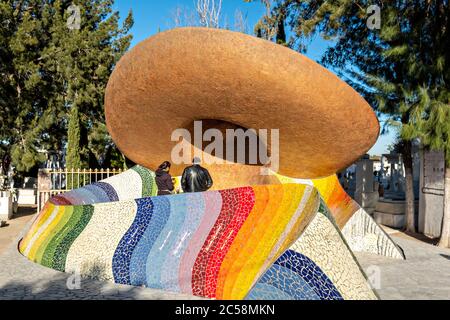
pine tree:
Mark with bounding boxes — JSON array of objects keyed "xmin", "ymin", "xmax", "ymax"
[
  {"xmin": 46, "ymin": 0, "xmax": 133, "ymax": 169},
  {"xmin": 1, "ymin": 0, "xmax": 58, "ymax": 173},
  {"xmin": 0, "ymin": 0, "xmax": 133, "ymax": 175},
  {"xmin": 255, "ymin": 1, "xmax": 449, "ymax": 240}
]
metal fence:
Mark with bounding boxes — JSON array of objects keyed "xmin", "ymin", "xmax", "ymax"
[{"xmin": 37, "ymin": 168, "xmax": 123, "ymax": 212}]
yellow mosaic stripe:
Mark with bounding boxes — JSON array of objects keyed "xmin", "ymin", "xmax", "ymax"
[
  {"xmin": 272, "ymin": 186, "xmax": 319, "ymax": 261},
  {"xmin": 250, "ymin": 184, "xmax": 307, "ymax": 285},
  {"xmin": 228, "ymin": 185, "xmax": 312, "ymax": 299},
  {"xmin": 223, "ymin": 186, "xmax": 284, "ymax": 299},
  {"xmin": 21, "ymin": 204, "xmax": 58, "ymax": 256},
  {"xmin": 217, "ymin": 186, "xmax": 270, "ymax": 299},
  {"xmin": 20, "ymin": 202, "xmax": 55, "ymax": 252},
  {"xmin": 34, "ymin": 206, "xmax": 67, "ymax": 263}
]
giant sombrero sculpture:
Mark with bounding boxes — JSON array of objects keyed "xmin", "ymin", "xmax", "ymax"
[{"xmin": 19, "ymin": 28, "xmax": 404, "ymax": 300}]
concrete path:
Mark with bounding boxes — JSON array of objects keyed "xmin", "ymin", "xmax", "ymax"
[
  {"xmin": 0, "ymin": 244, "xmax": 202, "ymax": 300},
  {"xmin": 0, "ymin": 209, "xmax": 449, "ymax": 300},
  {"xmin": 355, "ymin": 230, "xmax": 450, "ymax": 300},
  {"xmin": 0, "ymin": 209, "xmax": 201, "ymax": 300},
  {"xmin": 0, "ymin": 206, "xmax": 35, "ymax": 255}
]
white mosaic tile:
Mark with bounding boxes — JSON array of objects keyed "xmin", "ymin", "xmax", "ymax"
[{"xmin": 65, "ymin": 200, "xmax": 138, "ymax": 280}]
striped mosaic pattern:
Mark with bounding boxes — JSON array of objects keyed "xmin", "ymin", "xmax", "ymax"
[
  {"xmin": 49, "ymin": 165, "xmax": 157, "ymax": 206},
  {"xmin": 244, "ymin": 200, "xmax": 378, "ymax": 300},
  {"xmin": 246, "ymin": 250, "xmax": 343, "ymax": 300},
  {"xmin": 19, "ymin": 166, "xmax": 378, "ymax": 300},
  {"xmin": 276, "ymin": 173, "xmax": 404, "ymax": 259}
]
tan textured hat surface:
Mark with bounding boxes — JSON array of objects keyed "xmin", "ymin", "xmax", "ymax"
[{"xmin": 105, "ymin": 27, "xmax": 379, "ymax": 184}]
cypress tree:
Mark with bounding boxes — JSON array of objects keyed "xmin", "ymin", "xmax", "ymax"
[{"xmin": 66, "ymin": 106, "xmax": 81, "ymax": 170}]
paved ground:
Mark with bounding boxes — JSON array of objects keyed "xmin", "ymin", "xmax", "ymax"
[
  {"xmin": 355, "ymin": 228, "xmax": 450, "ymax": 300},
  {"xmin": 0, "ymin": 208, "xmax": 201, "ymax": 300},
  {"xmin": 0, "ymin": 206, "xmax": 35, "ymax": 255},
  {"xmin": 0, "ymin": 207, "xmax": 449, "ymax": 300}
]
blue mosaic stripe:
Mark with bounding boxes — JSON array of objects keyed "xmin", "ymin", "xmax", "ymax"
[
  {"xmin": 160, "ymin": 193, "xmax": 205, "ymax": 292},
  {"xmin": 68, "ymin": 187, "xmax": 99, "ymax": 205},
  {"xmin": 145, "ymin": 195, "xmax": 188, "ymax": 289},
  {"xmin": 83, "ymin": 184, "xmax": 111, "ymax": 203},
  {"xmin": 129, "ymin": 197, "xmax": 171, "ymax": 286},
  {"xmin": 245, "ymin": 282, "xmax": 296, "ymax": 300},
  {"xmin": 112, "ymin": 198, "xmax": 154, "ymax": 284},
  {"xmin": 93, "ymin": 182, "xmax": 119, "ymax": 202},
  {"xmin": 252, "ymin": 263, "xmax": 320, "ymax": 300},
  {"xmin": 274, "ymin": 250, "xmax": 343, "ymax": 300}
]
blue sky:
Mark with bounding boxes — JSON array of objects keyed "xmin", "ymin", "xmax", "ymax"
[{"xmin": 113, "ymin": 0, "xmax": 396, "ymax": 155}]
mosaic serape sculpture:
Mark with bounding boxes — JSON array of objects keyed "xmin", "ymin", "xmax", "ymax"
[
  {"xmin": 21, "ymin": 166, "xmax": 379, "ymax": 300},
  {"xmin": 20, "ymin": 28, "xmax": 404, "ymax": 300}
]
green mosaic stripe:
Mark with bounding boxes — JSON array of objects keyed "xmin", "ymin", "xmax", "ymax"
[
  {"xmin": 50, "ymin": 205, "xmax": 94, "ymax": 272},
  {"xmin": 132, "ymin": 165, "xmax": 158, "ymax": 197},
  {"xmin": 41, "ymin": 206, "xmax": 75, "ymax": 268},
  {"xmin": 318, "ymin": 198, "xmax": 335, "ymax": 222},
  {"xmin": 34, "ymin": 206, "xmax": 67, "ymax": 264}
]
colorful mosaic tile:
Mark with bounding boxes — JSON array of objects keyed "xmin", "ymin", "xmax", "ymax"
[
  {"xmin": 277, "ymin": 173, "xmax": 404, "ymax": 259},
  {"xmin": 91, "ymin": 182, "xmax": 119, "ymax": 203},
  {"xmin": 19, "ymin": 165, "xmax": 387, "ymax": 300},
  {"xmin": 246, "ymin": 250, "xmax": 343, "ymax": 300},
  {"xmin": 132, "ymin": 165, "xmax": 158, "ymax": 197}
]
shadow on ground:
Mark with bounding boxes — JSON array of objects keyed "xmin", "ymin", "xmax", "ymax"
[
  {"xmin": 0, "ymin": 215, "xmax": 202, "ymax": 300},
  {"xmin": 0, "ymin": 277, "xmax": 166, "ymax": 300},
  {"xmin": 0, "ymin": 264, "xmax": 202, "ymax": 300},
  {"xmin": 402, "ymin": 230, "xmax": 440, "ymax": 246},
  {"xmin": 11, "ymin": 206, "xmax": 37, "ymax": 220}
]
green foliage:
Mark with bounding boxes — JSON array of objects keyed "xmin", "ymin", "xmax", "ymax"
[
  {"xmin": 258, "ymin": 0, "xmax": 449, "ymax": 165},
  {"xmin": 66, "ymin": 106, "xmax": 81, "ymax": 169},
  {"xmin": 250, "ymin": 0, "xmax": 287, "ymax": 45},
  {"xmin": 88, "ymin": 121, "xmax": 132, "ymax": 169},
  {"xmin": 0, "ymin": 0, "xmax": 133, "ymax": 174}
]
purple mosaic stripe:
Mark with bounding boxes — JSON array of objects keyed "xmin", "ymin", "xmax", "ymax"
[
  {"xmin": 92, "ymin": 182, "xmax": 119, "ymax": 202},
  {"xmin": 83, "ymin": 184, "xmax": 111, "ymax": 203},
  {"xmin": 66, "ymin": 187, "xmax": 99, "ymax": 205}
]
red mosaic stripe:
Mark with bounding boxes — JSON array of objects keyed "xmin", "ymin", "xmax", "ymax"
[
  {"xmin": 50, "ymin": 195, "xmax": 72, "ymax": 205},
  {"xmin": 203, "ymin": 187, "xmax": 255, "ymax": 298},
  {"xmin": 191, "ymin": 187, "xmax": 254, "ymax": 297}
]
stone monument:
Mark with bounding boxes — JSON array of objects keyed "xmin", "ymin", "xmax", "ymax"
[
  {"xmin": 419, "ymin": 149, "xmax": 445, "ymax": 238},
  {"xmin": 354, "ymin": 154, "xmax": 379, "ymax": 214}
]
